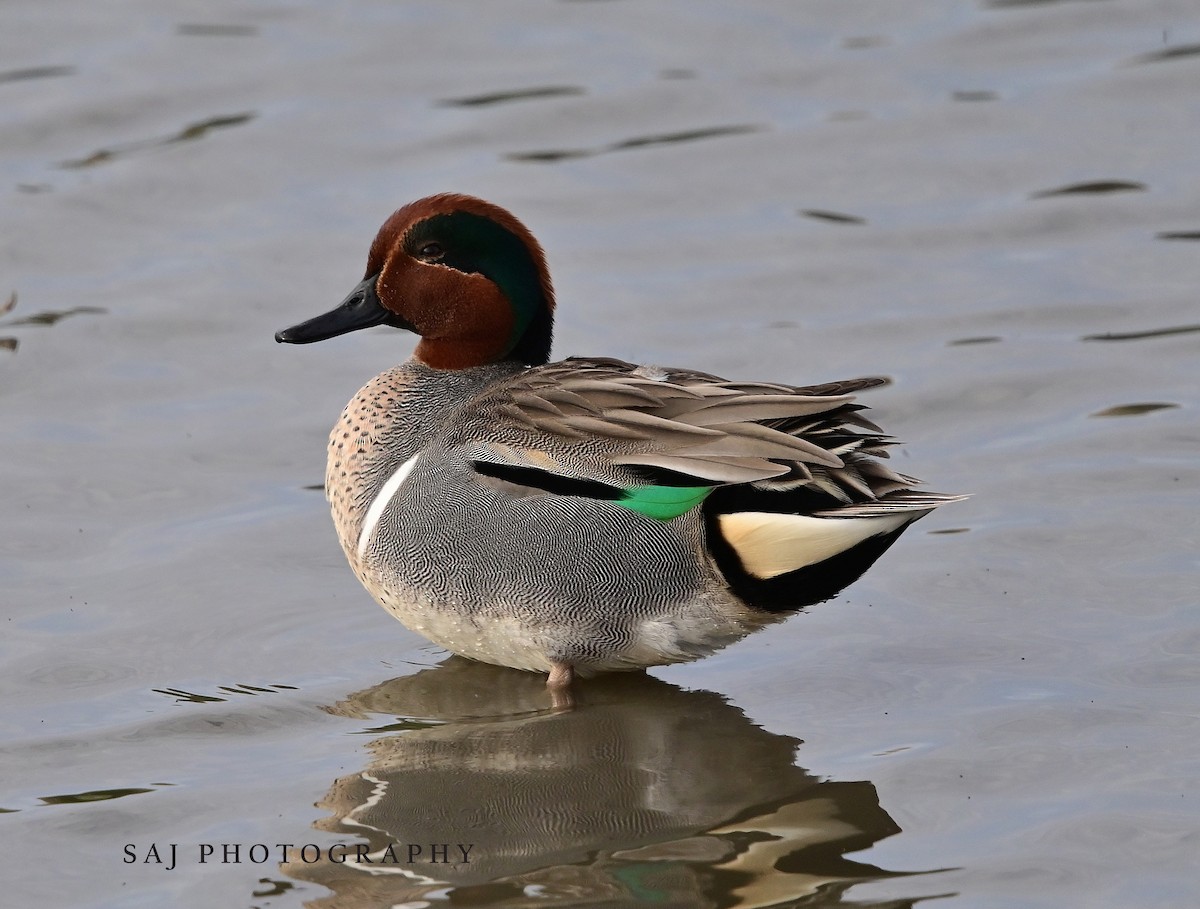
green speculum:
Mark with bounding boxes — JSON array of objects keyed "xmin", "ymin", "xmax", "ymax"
[{"xmin": 618, "ymin": 484, "xmax": 716, "ymax": 521}]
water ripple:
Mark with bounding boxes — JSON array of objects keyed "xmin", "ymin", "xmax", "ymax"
[
  {"xmin": 0, "ymin": 65, "xmax": 75, "ymax": 84},
  {"xmin": 59, "ymin": 112, "xmax": 255, "ymax": 169},
  {"xmin": 1090, "ymin": 403, "xmax": 1180, "ymax": 418},
  {"xmin": 508, "ymin": 124, "xmax": 759, "ymax": 163},
  {"xmin": 1081, "ymin": 324, "xmax": 1200, "ymax": 342},
  {"xmin": 1030, "ymin": 180, "xmax": 1146, "ymax": 199},
  {"xmin": 439, "ymin": 86, "xmax": 584, "ymax": 107},
  {"xmin": 1128, "ymin": 43, "xmax": 1200, "ymax": 66},
  {"xmin": 800, "ymin": 208, "xmax": 867, "ymax": 225}
]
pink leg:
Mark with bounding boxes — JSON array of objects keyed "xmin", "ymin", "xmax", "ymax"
[{"xmin": 547, "ymin": 661, "xmax": 575, "ymax": 710}]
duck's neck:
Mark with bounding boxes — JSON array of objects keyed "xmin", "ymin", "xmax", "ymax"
[{"xmin": 412, "ymin": 304, "xmax": 553, "ymax": 370}]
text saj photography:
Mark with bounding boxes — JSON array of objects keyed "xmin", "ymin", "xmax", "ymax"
[{"xmin": 123, "ymin": 841, "xmax": 476, "ymax": 871}]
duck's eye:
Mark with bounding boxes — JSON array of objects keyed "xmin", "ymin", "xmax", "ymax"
[{"xmin": 418, "ymin": 242, "xmax": 444, "ymax": 260}]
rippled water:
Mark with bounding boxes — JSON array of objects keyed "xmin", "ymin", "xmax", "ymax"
[{"xmin": 3, "ymin": 1, "xmax": 1198, "ymax": 907}]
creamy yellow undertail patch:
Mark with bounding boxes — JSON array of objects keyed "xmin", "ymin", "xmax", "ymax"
[{"xmin": 717, "ymin": 511, "xmax": 914, "ymax": 579}]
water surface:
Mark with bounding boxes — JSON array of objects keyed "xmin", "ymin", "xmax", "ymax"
[{"xmin": 2, "ymin": 1, "xmax": 1198, "ymax": 907}]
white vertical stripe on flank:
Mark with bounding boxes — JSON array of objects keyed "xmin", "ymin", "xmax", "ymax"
[{"xmin": 357, "ymin": 453, "xmax": 420, "ymax": 560}]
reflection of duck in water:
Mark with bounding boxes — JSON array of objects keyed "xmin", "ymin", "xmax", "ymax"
[
  {"xmin": 277, "ymin": 194, "xmax": 964, "ymax": 702},
  {"xmin": 282, "ymin": 660, "xmax": 942, "ymax": 907}
]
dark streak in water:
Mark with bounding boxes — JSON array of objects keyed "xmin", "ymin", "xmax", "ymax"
[
  {"xmin": 1, "ymin": 305, "xmax": 107, "ymax": 327},
  {"xmin": 1128, "ymin": 43, "xmax": 1200, "ymax": 65},
  {"xmin": 507, "ymin": 149, "xmax": 592, "ymax": 163},
  {"xmin": 1, "ymin": 292, "xmax": 23, "ymax": 350},
  {"xmin": 174, "ymin": 113, "xmax": 255, "ymax": 141},
  {"xmin": 177, "ymin": 23, "xmax": 259, "ymax": 37},
  {"xmin": 153, "ymin": 682, "xmax": 296, "ymax": 702},
  {"xmin": 225, "ymin": 683, "xmax": 276, "ymax": 694},
  {"xmin": 1156, "ymin": 231, "xmax": 1200, "ymax": 241},
  {"xmin": 952, "ymin": 90, "xmax": 998, "ymax": 102},
  {"xmin": 801, "ymin": 209, "xmax": 866, "ymax": 225},
  {"xmin": 948, "ymin": 336, "xmax": 1002, "ymax": 346},
  {"xmin": 0, "ymin": 65, "xmax": 75, "ymax": 84},
  {"xmin": 40, "ymin": 788, "xmax": 155, "ymax": 806},
  {"xmin": 1082, "ymin": 324, "xmax": 1200, "ymax": 342},
  {"xmin": 508, "ymin": 124, "xmax": 759, "ymax": 163},
  {"xmin": 356, "ymin": 718, "xmax": 448, "ymax": 734},
  {"xmin": 614, "ymin": 125, "xmax": 758, "ymax": 150},
  {"xmin": 152, "ymin": 687, "xmax": 227, "ymax": 703},
  {"xmin": 929, "ymin": 527, "xmax": 970, "ymax": 534},
  {"xmin": 59, "ymin": 112, "xmax": 255, "ymax": 169},
  {"xmin": 439, "ymin": 86, "xmax": 584, "ymax": 107},
  {"xmin": 0, "ymin": 293, "xmax": 108, "ymax": 332},
  {"xmin": 1031, "ymin": 180, "xmax": 1146, "ymax": 198},
  {"xmin": 1090, "ymin": 403, "xmax": 1180, "ymax": 418}
]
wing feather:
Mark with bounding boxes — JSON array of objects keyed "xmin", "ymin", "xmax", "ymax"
[{"xmin": 459, "ymin": 357, "xmax": 958, "ymax": 512}]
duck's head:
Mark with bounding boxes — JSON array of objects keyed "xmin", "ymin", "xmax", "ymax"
[{"xmin": 276, "ymin": 193, "xmax": 555, "ymax": 368}]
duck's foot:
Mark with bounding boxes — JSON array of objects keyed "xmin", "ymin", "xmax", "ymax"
[{"xmin": 546, "ymin": 661, "xmax": 575, "ymax": 710}]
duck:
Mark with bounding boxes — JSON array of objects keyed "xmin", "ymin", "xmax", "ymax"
[{"xmin": 276, "ymin": 193, "xmax": 963, "ymax": 702}]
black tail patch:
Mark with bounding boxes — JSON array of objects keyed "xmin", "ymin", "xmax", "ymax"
[{"xmin": 703, "ymin": 510, "xmax": 912, "ymax": 613}]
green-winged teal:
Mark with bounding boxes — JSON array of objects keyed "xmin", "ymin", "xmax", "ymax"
[{"xmin": 277, "ymin": 194, "xmax": 963, "ymax": 700}]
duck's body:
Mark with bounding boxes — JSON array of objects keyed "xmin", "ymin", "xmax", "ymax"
[
  {"xmin": 326, "ymin": 358, "xmax": 760, "ymax": 676},
  {"xmin": 278, "ymin": 194, "xmax": 962, "ymax": 695}
]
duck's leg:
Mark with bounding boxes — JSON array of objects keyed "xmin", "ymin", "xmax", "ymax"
[{"xmin": 547, "ymin": 661, "xmax": 575, "ymax": 710}]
